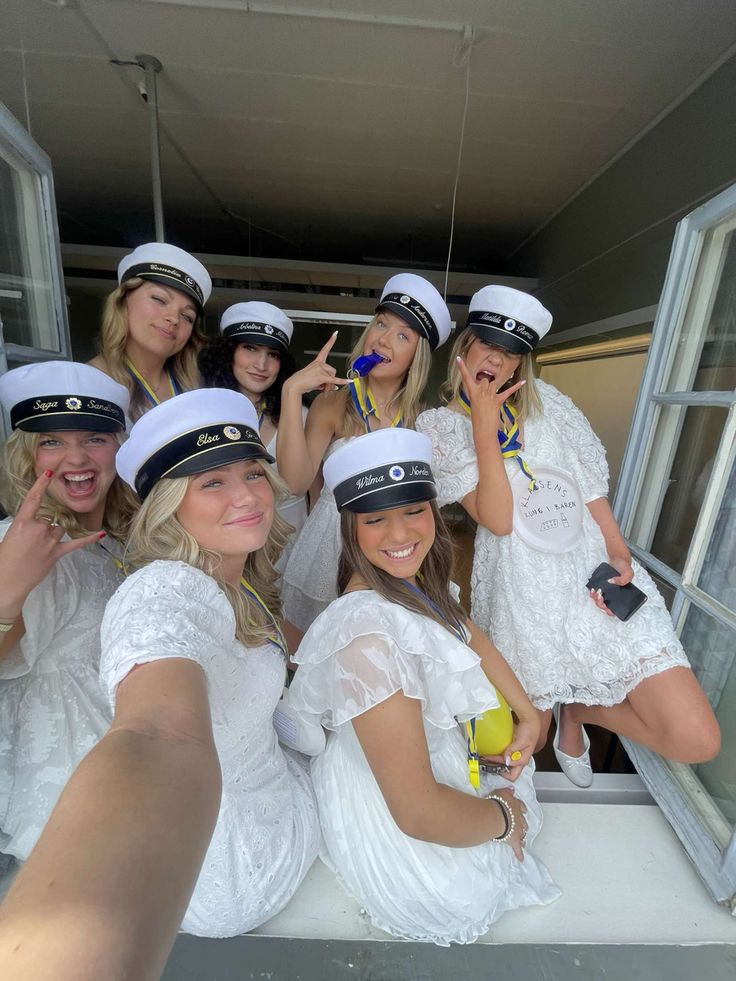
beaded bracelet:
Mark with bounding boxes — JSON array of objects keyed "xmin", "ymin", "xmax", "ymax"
[
  {"xmin": 487, "ymin": 792, "xmax": 515, "ymax": 843},
  {"xmin": 0, "ymin": 619, "xmax": 17, "ymax": 635}
]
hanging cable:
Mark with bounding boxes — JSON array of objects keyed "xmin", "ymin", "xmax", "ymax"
[{"xmin": 443, "ymin": 26, "xmax": 475, "ymax": 300}]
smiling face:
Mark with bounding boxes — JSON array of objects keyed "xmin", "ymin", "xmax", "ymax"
[
  {"xmin": 34, "ymin": 430, "xmax": 119, "ymax": 529},
  {"xmin": 232, "ymin": 342, "xmax": 281, "ymax": 400},
  {"xmin": 175, "ymin": 459, "xmax": 274, "ymax": 579},
  {"xmin": 463, "ymin": 336, "xmax": 523, "ymax": 389},
  {"xmin": 124, "ymin": 281, "xmax": 199, "ymax": 362},
  {"xmin": 355, "ymin": 501, "xmax": 435, "ymax": 582},
  {"xmin": 363, "ymin": 310, "xmax": 420, "ymax": 381}
]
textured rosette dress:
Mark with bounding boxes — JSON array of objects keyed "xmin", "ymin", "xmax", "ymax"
[{"xmin": 417, "ymin": 380, "xmax": 689, "ymax": 710}]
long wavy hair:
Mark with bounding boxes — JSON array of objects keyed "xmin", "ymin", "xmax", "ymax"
[
  {"xmin": 0, "ymin": 429, "xmax": 137, "ymax": 541},
  {"xmin": 336, "ymin": 500, "xmax": 466, "ymax": 633},
  {"xmin": 124, "ymin": 467, "xmax": 292, "ymax": 648},
  {"xmin": 197, "ymin": 336, "xmax": 297, "ymax": 425},
  {"xmin": 341, "ymin": 315, "xmax": 432, "ymax": 435},
  {"xmin": 441, "ymin": 326, "xmax": 542, "ymax": 420},
  {"xmin": 96, "ymin": 278, "xmax": 207, "ymax": 422}
]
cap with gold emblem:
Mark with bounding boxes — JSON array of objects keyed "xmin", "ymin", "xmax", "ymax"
[
  {"xmin": 115, "ymin": 389, "xmax": 273, "ymax": 500},
  {"xmin": 0, "ymin": 361, "xmax": 129, "ymax": 433}
]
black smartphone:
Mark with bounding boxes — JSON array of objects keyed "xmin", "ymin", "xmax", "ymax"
[{"xmin": 586, "ymin": 562, "xmax": 647, "ymax": 622}]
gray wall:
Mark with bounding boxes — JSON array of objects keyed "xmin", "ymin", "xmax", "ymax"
[{"xmin": 511, "ymin": 54, "xmax": 736, "ymax": 332}]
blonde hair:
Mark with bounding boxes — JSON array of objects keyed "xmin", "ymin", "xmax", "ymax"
[
  {"xmin": 0, "ymin": 429, "xmax": 137, "ymax": 541},
  {"xmin": 97, "ymin": 279, "xmax": 207, "ymax": 422},
  {"xmin": 342, "ymin": 316, "xmax": 432, "ymax": 434},
  {"xmin": 124, "ymin": 467, "xmax": 292, "ymax": 648},
  {"xmin": 336, "ymin": 500, "xmax": 466, "ymax": 631},
  {"xmin": 440, "ymin": 326, "xmax": 542, "ymax": 420}
]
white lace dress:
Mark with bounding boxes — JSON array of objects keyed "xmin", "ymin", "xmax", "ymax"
[
  {"xmin": 281, "ymin": 437, "xmax": 349, "ymax": 631},
  {"xmin": 417, "ymin": 381, "xmax": 689, "ymax": 710},
  {"xmin": 289, "ymin": 592, "xmax": 560, "ymax": 945},
  {"xmin": 0, "ymin": 521, "xmax": 122, "ymax": 861},
  {"xmin": 100, "ymin": 560, "xmax": 320, "ymax": 938}
]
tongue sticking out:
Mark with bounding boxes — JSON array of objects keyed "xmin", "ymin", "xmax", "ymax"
[{"xmin": 477, "ymin": 370, "xmax": 496, "ymax": 383}]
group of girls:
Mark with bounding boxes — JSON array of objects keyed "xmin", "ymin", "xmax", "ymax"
[{"xmin": 0, "ymin": 240, "xmax": 720, "ymax": 957}]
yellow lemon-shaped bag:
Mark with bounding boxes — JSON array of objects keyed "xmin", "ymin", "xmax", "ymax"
[{"xmin": 472, "ymin": 690, "xmax": 514, "ymax": 756}]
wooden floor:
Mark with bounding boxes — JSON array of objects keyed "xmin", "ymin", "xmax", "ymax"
[{"xmin": 448, "ymin": 517, "xmax": 632, "ymax": 776}]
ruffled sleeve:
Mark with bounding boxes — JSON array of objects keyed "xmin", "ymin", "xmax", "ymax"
[
  {"xmin": 289, "ymin": 593, "xmax": 499, "ymax": 731},
  {"xmin": 0, "ymin": 519, "xmax": 80, "ymax": 680},
  {"xmin": 537, "ymin": 381, "xmax": 609, "ymax": 502},
  {"xmin": 100, "ymin": 560, "xmax": 235, "ymax": 709},
  {"xmin": 416, "ymin": 408, "xmax": 479, "ymax": 507}
]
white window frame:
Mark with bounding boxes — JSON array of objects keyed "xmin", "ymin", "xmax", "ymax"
[
  {"xmin": 0, "ymin": 103, "xmax": 71, "ymax": 438},
  {"xmin": 614, "ymin": 181, "xmax": 736, "ymax": 909}
]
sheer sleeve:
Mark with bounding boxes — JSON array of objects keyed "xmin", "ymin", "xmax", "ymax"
[
  {"xmin": 100, "ymin": 560, "xmax": 235, "ymax": 708},
  {"xmin": 416, "ymin": 408, "xmax": 479, "ymax": 506},
  {"xmin": 290, "ymin": 593, "xmax": 499, "ymax": 731}
]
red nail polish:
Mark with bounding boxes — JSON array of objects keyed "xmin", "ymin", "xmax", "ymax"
[
  {"xmin": 98, "ymin": 531, "xmax": 107, "ymax": 539},
  {"xmin": 44, "ymin": 469, "xmax": 54, "ymax": 478}
]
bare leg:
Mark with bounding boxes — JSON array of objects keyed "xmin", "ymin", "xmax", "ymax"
[
  {"xmin": 534, "ymin": 708, "xmax": 553, "ymax": 753},
  {"xmin": 568, "ymin": 667, "xmax": 720, "ymax": 764}
]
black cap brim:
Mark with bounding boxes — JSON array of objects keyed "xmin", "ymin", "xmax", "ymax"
[
  {"xmin": 18, "ymin": 415, "xmax": 124, "ymax": 434},
  {"xmin": 139, "ymin": 273, "xmax": 203, "ymax": 312},
  {"xmin": 468, "ymin": 323, "xmax": 533, "ymax": 355},
  {"xmin": 340, "ymin": 481, "xmax": 437, "ymax": 513}
]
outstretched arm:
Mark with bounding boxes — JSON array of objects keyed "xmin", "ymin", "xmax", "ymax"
[{"xmin": 0, "ymin": 658, "xmax": 221, "ymax": 981}]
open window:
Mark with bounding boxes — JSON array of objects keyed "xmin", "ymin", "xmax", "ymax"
[
  {"xmin": 614, "ymin": 181, "xmax": 736, "ymax": 909},
  {"xmin": 0, "ymin": 104, "xmax": 70, "ymax": 440}
]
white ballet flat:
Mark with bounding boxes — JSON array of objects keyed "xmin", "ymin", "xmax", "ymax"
[{"xmin": 552, "ymin": 704, "xmax": 593, "ymax": 788}]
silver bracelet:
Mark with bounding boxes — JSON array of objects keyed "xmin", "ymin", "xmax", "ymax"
[{"xmin": 487, "ymin": 792, "xmax": 515, "ymax": 843}]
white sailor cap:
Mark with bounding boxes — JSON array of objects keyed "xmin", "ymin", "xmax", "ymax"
[
  {"xmin": 377, "ymin": 274, "xmax": 452, "ymax": 350},
  {"xmin": 220, "ymin": 302, "xmax": 294, "ymax": 353},
  {"xmin": 116, "ymin": 389, "xmax": 273, "ymax": 501},
  {"xmin": 324, "ymin": 428, "xmax": 436, "ymax": 513},
  {"xmin": 0, "ymin": 361, "xmax": 129, "ymax": 433},
  {"xmin": 467, "ymin": 285, "xmax": 552, "ymax": 355},
  {"xmin": 117, "ymin": 242, "xmax": 212, "ymax": 310}
]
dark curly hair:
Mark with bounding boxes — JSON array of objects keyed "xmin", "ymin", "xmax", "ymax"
[{"xmin": 198, "ymin": 336, "xmax": 297, "ymax": 424}]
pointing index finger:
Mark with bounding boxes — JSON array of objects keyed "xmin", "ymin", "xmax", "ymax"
[
  {"xmin": 17, "ymin": 470, "xmax": 54, "ymax": 520},
  {"xmin": 315, "ymin": 331, "xmax": 339, "ymax": 364}
]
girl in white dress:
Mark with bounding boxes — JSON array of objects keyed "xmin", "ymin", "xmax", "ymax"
[
  {"xmin": 0, "ymin": 362, "xmax": 133, "ymax": 861},
  {"xmin": 278, "ymin": 274, "xmax": 452, "ymax": 631},
  {"xmin": 101, "ymin": 389, "xmax": 320, "ymax": 937},
  {"xmin": 198, "ymin": 301, "xmax": 312, "ymax": 542},
  {"xmin": 289, "ymin": 429, "xmax": 559, "ymax": 945},
  {"xmin": 417, "ymin": 285, "xmax": 720, "ymax": 786},
  {"xmin": 90, "ymin": 242, "xmax": 212, "ymax": 420}
]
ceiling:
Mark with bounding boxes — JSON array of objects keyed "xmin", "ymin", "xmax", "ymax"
[{"xmin": 3, "ymin": 0, "xmax": 736, "ymax": 275}]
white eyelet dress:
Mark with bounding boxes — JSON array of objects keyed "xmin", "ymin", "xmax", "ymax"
[
  {"xmin": 416, "ymin": 380, "xmax": 690, "ymax": 710},
  {"xmin": 289, "ymin": 591, "xmax": 560, "ymax": 945},
  {"xmin": 0, "ymin": 521, "xmax": 123, "ymax": 861},
  {"xmin": 100, "ymin": 560, "xmax": 320, "ymax": 938},
  {"xmin": 280, "ymin": 437, "xmax": 350, "ymax": 631}
]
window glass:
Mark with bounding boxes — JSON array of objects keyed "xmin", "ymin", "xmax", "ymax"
[
  {"xmin": 0, "ymin": 144, "xmax": 59, "ymax": 351},
  {"xmin": 696, "ymin": 459, "xmax": 736, "ymax": 615},
  {"xmin": 630, "ymin": 405, "xmax": 728, "ymax": 570},
  {"xmin": 664, "ymin": 224, "xmax": 736, "ymax": 394},
  {"xmin": 682, "ymin": 604, "xmax": 736, "ymax": 828}
]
